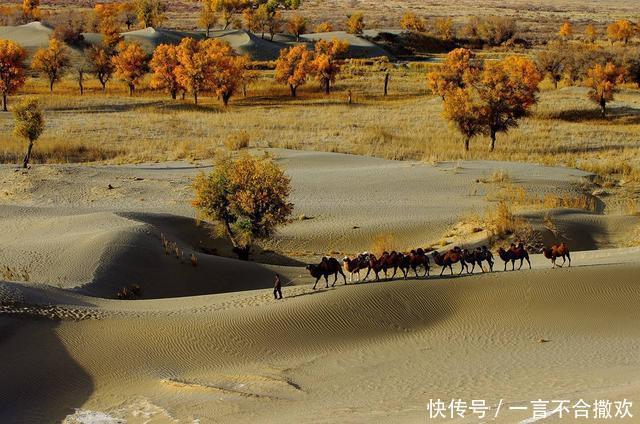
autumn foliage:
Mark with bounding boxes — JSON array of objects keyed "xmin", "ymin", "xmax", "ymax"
[
  {"xmin": 400, "ymin": 12, "xmax": 426, "ymax": 33},
  {"xmin": 32, "ymin": 38, "xmax": 70, "ymax": 92},
  {"xmin": 607, "ymin": 19, "xmax": 635, "ymax": 45},
  {"xmin": 150, "ymin": 44, "xmax": 184, "ymax": 99},
  {"xmin": 112, "ymin": 41, "xmax": 149, "ymax": 95},
  {"xmin": 584, "ymin": 62, "xmax": 626, "ymax": 118},
  {"xmin": 0, "ymin": 39, "xmax": 26, "ymax": 111},
  {"xmin": 432, "ymin": 51, "xmax": 542, "ymax": 151},
  {"xmin": 13, "ymin": 97, "xmax": 44, "ymax": 168},
  {"xmin": 311, "ymin": 39, "xmax": 348, "ymax": 94},
  {"xmin": 275, "ymin": 44, "xmax": 313, "ymax": 96},
  {"xmin": 192, "ymin": 153, "xmax": 293, "ymax": 260},
  {"xmin": 346, "ymin": 13, "xmax": 365, "ymax": 35}
]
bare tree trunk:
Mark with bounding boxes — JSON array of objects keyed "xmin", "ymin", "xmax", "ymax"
[
  {"xmin": 464, "ymin": 137, "xmax": 470, "ymax": 151},
  {"xmin": 49, "ymin": 79, "xmax": 54, "ymax": 93},
  {"xmin": 2, "ymin": 92, "xmax": 6, "ymax": 111},
  {"xmin": 194, "ymin": 90, "xmax": 198, "ymax": 105},
  {"xmin": 23, "ymin": 140, "xmax": 34, "ymax": 168},
  {"xmin": 289, "ymin": 84, "xmax": 296, "ymax": 97},
  {"xmin": 243, "ymin": 82, "xmax": 247, "ymax": 97},
  {"xmin": 78, "ymin": 72, "xmax": 84, "ymax": 95},
  {"xmin": 600, "ymin": 98, "xmax": 606, "ymax": 118},
  {"xmin": 129, "ymin": 82, "xmax": 135, "ymax": 96},
  {"xmin": 384, "ymin": 72, "xmax": 389, "ymax": 96},
  {"xmin": 489, "ymin": 129, "xmax": 496, "ymax": 151}
]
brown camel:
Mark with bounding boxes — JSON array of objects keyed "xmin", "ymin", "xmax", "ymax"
[
  {"xmin": 432, "ymin": 248, "xmax": 464, "ymax": 276},
  {"xmin": 407, "ymin": 248, "xmax": 430, "ymax": 278},
  {"xmin": 306, "ymin": 256, "xmax": 347, "ymax": 289},
  {"xmin": 342, "ymin": 253, "xmax": 370, "ymax": 282},
  {"xmin": 498, "ymin": 242, "xmax": 531, "ymax": 271},
  {"xmin": 542, "ymin": 243, "xmax": 571, "ymax": 268}
]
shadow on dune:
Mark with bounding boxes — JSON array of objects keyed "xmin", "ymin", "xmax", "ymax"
[
  {"xmin": 78, "ymin": 212, "xmax": 304, "ymax": 299},
  {"xmin": 0, "ymin": 317, "xmax": 93, "ymax": 424}
]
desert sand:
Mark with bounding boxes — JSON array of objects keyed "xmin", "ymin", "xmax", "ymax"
[{"xmin": 1, "ymin": 150, "xmax": 639, "ymax": 423}]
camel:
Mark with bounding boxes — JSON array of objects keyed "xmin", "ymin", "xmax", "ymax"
[
  {"xmin": 306, "ymin": 256, "xmax": 347, "ymax": 289},
  {"xmin": 542, "ymin": 243, "xmax": 571, "ymax": 268},
  {"xmin": 477, "ymin": 246, "xmax": 494, "ymax": 272},
  {"xmin": 498, "ymin": 242, "xmax": 531, "ymax": 271},
  {"xmin": 407, "ymin": 248, "xmax": 430, "ymax": 278},
  {"xmin": 362, "ymin": 253, "xmax": 384, "ymax": 281},
  {"xmin": 461, "ymin": 248, "xmax": 479, "ymax": 274},
  {"xmin": 432, "ymin": 248, "xmax": 464, "ymax": 276},
  {"xmin": 342, "ymin": 253, "xmax": 370, "ymax": 282},
  {"xmin": 377, "ymin": 251, "xmax": 405, "ymax": 280}
]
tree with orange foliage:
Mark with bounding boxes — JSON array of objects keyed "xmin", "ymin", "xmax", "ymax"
[
  {"xmin": 584, "ymin": 24, "xmax": 599, "ymax": 43},
  {"xmin": 94, "ymin": 4, "xmax": 123, "ymax": 51},
  {"xmin": 558, "ymin": 20, "xmax": 573, "ymax": 40},
  {"xmin": 213, "ymin": 0, "xmax": 248, "ymax": 30},
  {"xmin": 435, "ymin": 17, "xmax": 454, "ymax": 40},
  {"xmin": 200, "ymin": 0, "xmax": 218, "ymax": 37},
  {"xmin": 22, "ymin": 0, "xmax": 39, "ymax": 22},
  {"xmin": 607, "ymin": 19, "xmax": 635, "ymax": 45},
  {"xmin": 31, "ymin": 38, "xmax": 70, "ymax": 93},
  {"xmin": 442, "ymin": 87, "xmax": 485, "ymax": 151},
  {"xmin": 88, "ymin": 46, "xmax": 115, "ymax": 92},
  {"xmin": 400, "ymin": 11, "xmax": 426, "ymax": 33},
  {"xmin": 192, "ymin": 153, "xmax": 293, "ymax": 260},
  {"xmin": 314, "ymin": 21, "xmax": 333, "ymax": 33},
  {"xmin": 346, "ymin": 12, "xmax": 364, "ymax": 35},
  {"xmin": 207, "ymin": 42, "xmax": 247, "ymax": 106},
  {"xmin": 584, "ymin": 62, "xmax": 626, "ymax": 118},
  {"xmin": 275, "ymin": 44, "xmax": 313, "ymax": 97},
  {"xmin": 311, "ymin": 39, "xmax": 348, "ymax": 94},
  {"xmin": 0, "ymin": 40, "xmax": 26, "ymax": 111},
  {"xmin": 476, "ymin": 56, "xmax": 542, "ymax": 151},
  {"xmin": 150, "ymin": 44, "xmax": 184, "ymax": 99},
  {"xmin": 175, "ymin": 38, "xmax": 211, "ymax": 104},
  {"xmin": 287, "ymin": 14, "xmax": 307, "ymax": 41},
  {"xmin": 427, "ymin": 48, "xmax": 478, "ymax": 99},
  {"xmin": 112, "ymin": 42, "xmax": 148, "ymax": 95}
]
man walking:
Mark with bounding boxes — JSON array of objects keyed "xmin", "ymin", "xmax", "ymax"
[{"xmin": 273, "ymin": 274, "xmax": 283, "ymax": 300}]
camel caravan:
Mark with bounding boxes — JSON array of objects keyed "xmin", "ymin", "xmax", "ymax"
[{"xmin": 306, "ymin": 243, "xmax": 571, "ymax": 289}]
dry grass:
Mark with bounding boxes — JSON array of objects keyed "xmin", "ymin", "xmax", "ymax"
[
  {"xmin": 486, "ymin": 183, "xmax": 598, "ymax": 212},
  {"xmin": 0, "ymin": 69, "xmax": 638, "ymax": 193},
  {"xmin": 370, "ymin": 233, "xmax": 397, "ymax": 256},
  {"xmin": 223, "ymin": 130, "xmax": 251, "ymax": 151}
]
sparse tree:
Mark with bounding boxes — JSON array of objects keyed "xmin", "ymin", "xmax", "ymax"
[
  {"xmin": 558, "ymin": 20, "xmax": 573, "ymax": 41},
  {"xmin": 200, "ymin": 0, "xmax": 218, "ymax": 37},
  {"xmin": 0, "ymin": 39, "xmax": 26, "ymax": 111},
  {"xmin": 275, "ymin": 44, "xmax": 313, "ymax": 96},
  {"xmin": 585, "ymin": 24, "xmax": 599, "ymax": 43},
  {"xmin": 135, "ymin": 0, "xmax": 166, "ymax": 28},
  {"xmin": 535, "ymin": 41, "xmax": 565, "ymax": 89},
  {"xmin": 120, "ymin": 2, "xmax": 138, "ymax": 30},
  {"xmin": 262, "ymin": 5, "xmax": 282, "ymax": 41},
  {"xmin": 13, "ymin": 97, "xmax": 44, "ymax": 169},
  {"xmin": 346, "ymin": 12, "xmax": 365, "ymax": 35},
  {"xmin": 314, "ymin": 21, "xmax": 333, "ymax": 33},
  {"xmin": 584, "ymin": 62, "xmax": 625, "ymax": 118},
  {"xmin": 477, "ymin": 57, "xmax": 542, "ymax": 151},
  {"xmin": 22, "ymin": 0, "xmax": 40, "ymax": 22},
  {"xmin": 192, "ymin": 153, "xmax": 293, "ymax": 260},
  {"xmin": 31, "ymin": 38, "xmax": 70, "ymax": 93},
  {"xmin": 150, "ymin": 43, "xmax": 184, "ymax": 99},
  {"xmin": 607, "ymin": 19, "xmax": 635, "ymax": 45},
  {"xmin": 311, "ymin": 38, "xmax": 348, "ymax": 94},
  {"xmin": 51, "ymin": 13, "xmax": 85, "ymax": 46},
  {"xmin": 400, "ymin": 11, "xmax": 426, "ymax": 33},
  {"xmin": 477, "ymin": 16, "xmax": 516, "ymax": 46},
  {"xmin": 88, "ymin": 46, "xmax": 115, "ymax": 92},
  {"xmin": 95, "ymin": 4, "xmax": 124, "ymax": 51},
  {"xmin": 74, "ymin": 56, "xmax": 91, "ymax": 95},
  {"xmin": 287, "ymin": 14, "xmax": 307, "ymax": 41},
  {"xmin": 214, "ymin": 0, "xmax": 248, "ymax": 30},
  {"xmin": 112, "ymin": 41, "xmax": 149, "ymax": 95},
  {"xmin": 443, "ymin": 87, "xmax": 485, "ymax": 151},
  {"xmin": 434, "ymin": 17, "xmax": 454, "ymax": 40}
]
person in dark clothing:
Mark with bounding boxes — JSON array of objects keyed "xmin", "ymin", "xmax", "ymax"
[{"xmin": 274, "ymin": 274, "xmax": 283, "ymax": 300}]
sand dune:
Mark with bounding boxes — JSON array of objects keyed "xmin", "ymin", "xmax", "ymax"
[{"xmin": 1, "ymin": 150, "xmax": 639, "ymax": 422}]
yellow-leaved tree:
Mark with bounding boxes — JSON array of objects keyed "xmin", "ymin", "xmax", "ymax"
[
  {"xmin": 31, "ymin": 38, "xmax": 70, "ymax": 93},
  {"xmin": 558, "ymin": 20, "xmax": 573, "ymax": 41},
  {"xmin": 311, "ymin": 38, "xmax": 348, "ymax": 94},
  {"xmin": 287, "ymin": 14, "xmax": 307, "ymax": 41},
  {"xmin": 400, "ymin": 12, "xmax": 426, "ymax": 33},
  {"xmin": 0, "ymin": 39, "xmax": 26, "ymax": 111},
  {"xmin": 584, "ymin": 62, "xmax": 626, "ymax": 118},
  {"xmin": 112, "ymin": 41, "xmax": 149, "ymax": 95},
  {"xmin": 427, "ymin": 48, "xmax": 478, "ymax": 99},
  {"xmin": 192, "ymin": 153, "xmax": 293, "ymax": 260},
  {"xmin": 346, "ymin": 12, "xmax": 364, "ymax": 35},
  {"xmin": 607, "ymin": 19, "xmax": 635, "ymax": 45},
  {"xmin": 13, "ymin": 97, "xmax": 44, "ymax": 169},
  {"xmin": 150, "ymin": 43, "xmax": 184, "ymax": 99},
  {"xmin": 275, "ymin": 44, "xmax": 313, "ymax": 97}
]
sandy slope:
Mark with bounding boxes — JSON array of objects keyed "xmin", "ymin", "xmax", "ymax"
[{"xmin": 1, "ymin": 150, "xmax": 639, "ymax": 423}]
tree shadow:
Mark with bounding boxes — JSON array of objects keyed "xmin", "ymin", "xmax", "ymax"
[
  {"xmin": 0, "ymin": 317, "xmax": 94, "ymax": 423},
  {"xmin": 544, "ymin": 106, "xmax": 640, "ymax": 124}
]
